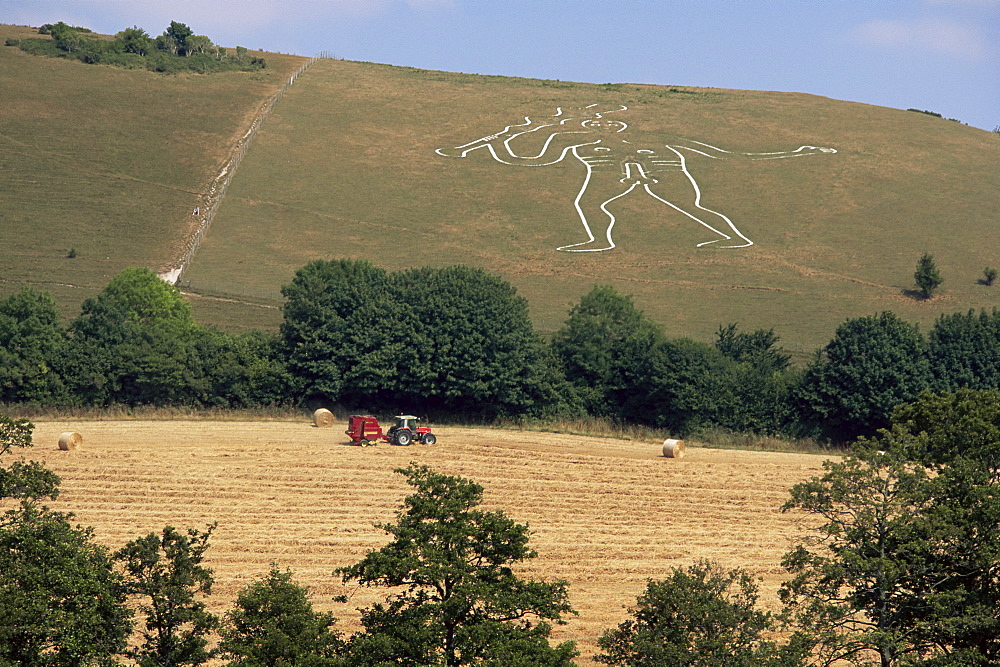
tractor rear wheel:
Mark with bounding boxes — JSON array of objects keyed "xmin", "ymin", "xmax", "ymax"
[
  {"xmin": 422, "ymin": 433, "xmax": 436, "ymax": 445},
  {"xmin": 395, "ymin": 430, "xmax": 413, "ymax": 446}
]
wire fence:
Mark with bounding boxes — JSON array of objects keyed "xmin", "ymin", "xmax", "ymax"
[{"xmin": 172, "ymin": 54, "xmax": 331, "ymax": 284}]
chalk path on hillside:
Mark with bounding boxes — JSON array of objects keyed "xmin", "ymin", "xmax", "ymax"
[
  {"xmin": 159, "ymin": 58, "xmax": 322, "ymax": 284},
  {"xmin": 436, "ymin": 104, "xmax": 837, "ymax": 252}
]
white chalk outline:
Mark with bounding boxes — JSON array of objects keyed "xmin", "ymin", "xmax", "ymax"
[{"xmin": 436, "ymin": 105, "xmax": 836, "ymax": 252}]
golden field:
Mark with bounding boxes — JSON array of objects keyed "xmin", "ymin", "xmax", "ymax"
[{"xmin": 11, "ymin": 419, "xmax": 836, "ymax": 664}]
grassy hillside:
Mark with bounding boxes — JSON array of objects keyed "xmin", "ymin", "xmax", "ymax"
[
  {"xmin": 186, "ymin": 59, "xmax": 999, "ymax": 353},
  {"xmin": 4, "ymin": 24, "xmax": 997, "ymax": 354},
  {"xmin": 0, "ymin": 24, "xmax": 307, "ymax": 319}
]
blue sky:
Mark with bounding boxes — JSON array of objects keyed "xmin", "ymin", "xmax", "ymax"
[{"xmin": 5, "ymin": 0, "xmax": 998, "ymax": 130}]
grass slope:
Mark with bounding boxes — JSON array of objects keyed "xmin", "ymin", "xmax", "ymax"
[
  {"xmin": 0, "ymin": 24, "xmax": 307, "ymax": 320},
  {"xmin": 187, "ymin": 59, "xmax": 999, "ymax": 353},
  {"xmin": 4, "ymin": 25, "xmax": 997, "ymax": 352}
]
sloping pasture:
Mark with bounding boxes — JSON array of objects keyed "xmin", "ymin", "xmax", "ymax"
[
  {"xmin": 186, "ymin": 59, "xmax": 999, "ymax": 352},
  {"xmin": 0, "ymin": 24, "xmax": 307, "ymax": 319},
  {"xmin": 18, "ymin": 419, "xmax": 833, "ymax": 664}
]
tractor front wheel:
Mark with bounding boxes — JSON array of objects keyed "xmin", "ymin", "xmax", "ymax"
[
  {"xmin": 395, "ymin": 430, "xmax": 413, "ymax": 446},
  {"xmin": 422, "ymin": 433, "xmax": 437, "ymax": 445}
]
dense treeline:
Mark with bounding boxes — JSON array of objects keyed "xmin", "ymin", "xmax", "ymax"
[
  {"xmin": 6, "ymin": 21, "xmax": 266, "ymax": 73},
  {"xmin": 4, "ymin": 261, "xmax": 1000, "ymax": 442}
]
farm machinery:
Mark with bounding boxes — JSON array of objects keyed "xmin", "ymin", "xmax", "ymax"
[{"xmin": 345, "ymin": 414, "xmax": 437, "ymax": 447}]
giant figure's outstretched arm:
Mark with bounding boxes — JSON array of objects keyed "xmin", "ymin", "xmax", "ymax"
[{"xmin": 669, "ymin": 139, "xmax": 836, "ymax": 161}]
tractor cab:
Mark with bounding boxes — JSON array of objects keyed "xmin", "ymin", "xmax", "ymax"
[{"xmin": 395, "ymin": 415, "xmax": 419, "ymax": 431}]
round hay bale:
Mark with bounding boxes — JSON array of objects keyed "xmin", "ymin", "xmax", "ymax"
[
  {"xmin": 313, "ymin": 408, "xmax": 334, "ymax": 428},
  {"xmin": 662, "ymin": 438, "xmax": 685, "ymax": 458},
  {"xmin": 58, "ymin": 432, "xmax": 82, "ymax": 451}
]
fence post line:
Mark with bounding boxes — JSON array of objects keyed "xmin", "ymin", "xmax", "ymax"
[{"xmin": 173, "ymin": 55, "xmax": 324, "ymax": 285}]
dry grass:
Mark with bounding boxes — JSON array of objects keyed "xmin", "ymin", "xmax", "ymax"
[
  {"xmin": 5, "ymin": 23, "xmax": 996, "ymax": 353},
  {"xmin": 185, "ymin": 59, "xmax": 999, "ymax": 352},
  {"xmin": 11, "ymin": 419, "xmax": 835, "ymax": 664},
  {"xmin": 0, "ymin": 24, "xmax": 308, "ymax": 320}
]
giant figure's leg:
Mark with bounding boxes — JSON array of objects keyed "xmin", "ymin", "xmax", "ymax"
[
  {"xmin": 557, "ymin": 173, "xmax": 637, "ymax": 252},
  {"xmin": 643, "ymin": 148, "xmax": 753, "ymax": 248}
]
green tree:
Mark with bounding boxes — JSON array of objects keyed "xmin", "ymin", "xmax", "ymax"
[
  {"xmin": 116, "ymin": 525, "xmax": 219, "ymax": 666},
  {"xmin": 219, "ymin": 565, "xmax": 343, "ymax": 666},
  {"xmin": 926, "ymin": 309, "xmax": 1000, "ymax": 394},
  {"xmin": 189, "ymin": 328, "xmax": 292, "ymax": 408},
  {"xmin": 282, "ymin": 261, "xmax": 573, "ymax": 418},
  {"xmin": 0, "ymin": 414, "xmax": 60, "ymax": 503},
  {"xmin": 280, "ymin": 259, "xmax": 397, "ymax": 405},
  {"xmin": 596, "ymin": 560, "xmax": 805, "ymax": 667},
  {"xmin": 165, "ymin": 21, "xmax": 194, "ymax": 55},
  {"xmin": 0, "ymin": 502, "xmax": 133, "ymax": 666},
  {"xmin": 336, "ymin": 464, "xmax": 577, "ymax": 666},
  {"xmin": 714, "ymin": 323, "xmax": 790, "ymax": 374},
  {"xmin": 47, "ymin": 21, "xmax": 84, "ymax": 53},
  {"xmin": 796, "ymin": 311, "xmax": 931, "ymax": 441},
  {"xmin": 395, "ymin": 265, "xmax": 572, "ymax": 419},
  {"xmin": 0, "ymin": 287, "xmax": 68, "ymax": 404},
  {"xmin": 65, "ymin": 266, "xmax": 199, "ymax": 405},
  {"xmin": 914, "ymin": 252, "xmax": 943, "ymax": 299},
  {"xmin": 888, "ymin": 390, "xmax": 1000, "ymax": 661},
  {"xmin": 982, "ymin": 267, "xmax": 997, "ymax": 286},
  {"xmin": 641, "ymin": 337, "xmax": 739, "ymax": 433},
  {"xmin": 184, "ymin": 35, "xmax": 214, "ymax": 57},
  {"xmin": 551, "ymin": 285, "xmax": 662, "ymax": 418},
  {"xmin": 116, "ymin": 25, "xmax": 152, "ymax": 55},
  {"xmin": 780, "ymin": 442, "xmax": 938, "ymax": 666},
  {"xmin": 782, "ymin": 392, "xmax": 1000, "ymax": 665}
]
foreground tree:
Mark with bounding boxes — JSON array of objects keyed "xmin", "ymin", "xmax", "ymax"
[
  {"xmin": 889, "ymin": 390, "xmax": 1000, "ymax": 662},
  {"xmin": 336, "ymin": 464, "xmax": 577, "ymax": 666},
  {"xmin": 0, "ymin": 414, "xmax": 60, "ymax": 503},
  {"xmin": 219, "ymin": 565, "xmax": 344, "ymax": 666},
  {"xmin": 783, "ymin": 391, "xmax": 1000, "ymax": 665},
  {"xmin": 596, "ymin": 560, "xmax": 805, "ymax": 667},
  {"xmin": 116, "ymin": 524, "xmax": 218, "ymax": 666},
  {"xmin": 780, "ymin": 443, "xmax": 934, "ymax": 666},
  {"xmin": 0, "ymin": 502, "xmax": 133, "ymax": 666}
]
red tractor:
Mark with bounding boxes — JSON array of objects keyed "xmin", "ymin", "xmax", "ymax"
[{"xmin": 345, "ymin": 414, "xmax": 436, "ymax": 447}]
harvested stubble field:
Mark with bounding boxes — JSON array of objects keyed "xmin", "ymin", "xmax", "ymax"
[{"xmin": 17, "ymin": 420, "xmax": 835, "ymax": 664}]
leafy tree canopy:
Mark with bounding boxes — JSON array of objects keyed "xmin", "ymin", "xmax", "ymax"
[
  {"xmin": 0, "ymin": 414, "xmax": 60, "ymax": 503},
  {"xmin": 0, "ymin": 287, "xmax": 67, "ymax": 404},
  {"xmin": 796, "ymin": 311, "xmax": 931, "ymax": 441},
  {"xmin": 336, "ymin": 464, "xmax": 577, "ymax": 666},
  {"xmin": 219, "ymin": 565, "xmax": 344, "ymax": 667},
  {"xmin": 115, "ymin": 524, "xmax": 218, "ymax": 667},
  {"xmin": 596, "ymin": 560, "xmax": 805, "ymax": 667},
  {"xmin": 0, "ymin": 502, "xmax": 132, "ymax": 666},
  {"xmin": 783, "ymin": 391, "xmax": 1000, "ymax": 665},
  {"xmin": 551, "ymin": 285, "xmax": 662, "ymax": 418},
  {"xmin": 914, "ymin": 252, "xmax": 943, "ymax": 299}
]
